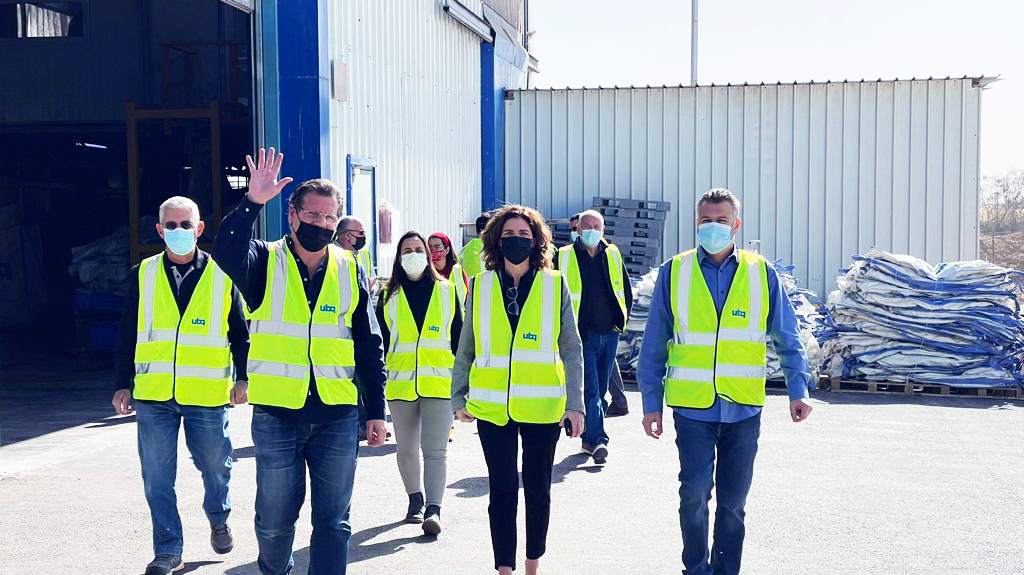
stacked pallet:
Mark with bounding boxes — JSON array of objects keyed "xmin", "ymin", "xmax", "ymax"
[{"xmin": 591, "ymin": 197, "xmax": 671, "ymax": 277}]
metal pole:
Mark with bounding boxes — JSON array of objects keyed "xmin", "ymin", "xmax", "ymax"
[{"xmin": 690, "ymin": 0, "xmax": 698, "ymax": 86}]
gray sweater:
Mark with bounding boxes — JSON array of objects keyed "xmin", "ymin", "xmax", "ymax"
[{"xmin": 451, "ymin": 272, "xmax": 586, "ymax": 415}]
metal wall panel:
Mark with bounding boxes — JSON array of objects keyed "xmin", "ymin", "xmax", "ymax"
[
  {"xmin": 325, "ymin": 0, "xmax": 482, "ymax": 273},
  {"xmin": 505, "ymin": 79, "xmax": 983, "ymax": 297}
]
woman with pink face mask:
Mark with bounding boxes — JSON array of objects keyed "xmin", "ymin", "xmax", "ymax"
[{"xmin": 428, "ymin": 233, "xmax": 470, "ymax": 311}]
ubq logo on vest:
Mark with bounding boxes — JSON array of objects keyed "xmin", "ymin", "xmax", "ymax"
[
  {"xmin": 191, "ymin": 318, "xmax": 206, "ymax": 326},
  {"xmin": 731, "ymin": 309, "xmax": 747, "ymax": 318},
  {"xmin": 522, "ymin": 332, "xmax": 538, "ymax": 341},
  {"xmin": 429, "ymin": 325, "xmax": 440, "ymax": 332},
  {"xmin": 320, "ymin": 304, "xmax": 337, "ymax": 314}
]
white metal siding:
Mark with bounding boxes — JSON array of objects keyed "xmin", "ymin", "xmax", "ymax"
[
  {"xmin": 325, "ymin": 0, "xmax": 482, "ymax": 273},
  {"xmin": 505, "ymin": 80, "xmax": 982, "ymax": 297}
]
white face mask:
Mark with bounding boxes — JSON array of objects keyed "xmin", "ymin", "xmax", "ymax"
[{"xmin": 401, "ymin": 252, "xmax": 428, "ymax": 279}]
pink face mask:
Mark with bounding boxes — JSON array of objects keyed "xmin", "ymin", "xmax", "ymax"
[{"xmin": 429, "ymin": 248, "xmax": 447, "ymax": 262}]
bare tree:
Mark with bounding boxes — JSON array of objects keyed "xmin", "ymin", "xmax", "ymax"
[{"xmin": 980, "ymin": 170, "xmax": 1024, "ymax": 268}]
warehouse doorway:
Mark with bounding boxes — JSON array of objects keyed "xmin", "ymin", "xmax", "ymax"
[{"xmin": 0, "ymin": 0, "xmax": 263, "ymax": 444}]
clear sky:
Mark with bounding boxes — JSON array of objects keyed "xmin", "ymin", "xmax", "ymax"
[{"xmin": 529, "ymin": 0, "xmax": 1022, "ymax": 179}]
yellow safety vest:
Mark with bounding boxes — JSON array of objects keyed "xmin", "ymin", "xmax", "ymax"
[
  {"xmin": 558, "ymin": 242, "xmax": 627, "ymax": 322},
  {"xmin": 384, "ymin": 280, "xmax": 457, "ymax": 401},
  {"xmin": 356, "ymin": 247, "xmax": 373, "ymax": 278},
  {"xmin": 467, "ymin": 269, "xmax": 567, "ymax": 425},
  {"xmin": 247, "ymin": 241, "xmax": 360, "ymax": 408},
  {"xmin": 133, "ymin": 253, "xmax": 233, "ymax": 406},
  {"xmin": 459, "ymin": 238, "xmax": 485, "ymax": 278},
  {"xmin": 666, "ymin": 248, "xmax": 770, "ymax": 409},
  {"xmin": 451, "ymin": 262, "xmax": 468, "ymax": 313}
]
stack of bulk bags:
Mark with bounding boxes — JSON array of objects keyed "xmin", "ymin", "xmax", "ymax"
[
  {"xmin": 819, "ymin": 249, "xmax": 1024, "ymax": 389},
  {"xmin": 766, "ymin": 262, "xmax": 826, "ymax": 381}
]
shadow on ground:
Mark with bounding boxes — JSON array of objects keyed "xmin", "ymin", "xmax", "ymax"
[{"xmin": 0, "ymin": 364, "xmax": 119, "ymax": 446}]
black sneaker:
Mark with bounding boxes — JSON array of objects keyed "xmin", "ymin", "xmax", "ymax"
[
  {"xmin": 211, "ymin": 523, "xmax": 233, "ymax": 554},
  {"xmin": 605, "ymin": 404, "xmax": 629, "ymax": 417},
  {"xmin": 580, "ymin": 442, "xmax": 595, "ymax": 455},
  {"xmin": 405, "ymin": 492, "xmax": 425, "ymax": 524},
  {"xmin": 144, "ymin": 555, "xmax": 184, "ymax": 575},
  {"xmin": 593, "ymin": 444, "xmax": 609, "ymax": 465},
  {"xmin": 422, "ymin": 505, "xmax": 442, "ymax": 536}
]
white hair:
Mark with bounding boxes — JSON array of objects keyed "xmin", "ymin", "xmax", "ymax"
[
  {"xmin": 578, "ymin": 209, "xmax": 605, "ymax": 228},
  {"xmin": 159, "ymin": 196, "xmax": 200, "ymax": 223}
]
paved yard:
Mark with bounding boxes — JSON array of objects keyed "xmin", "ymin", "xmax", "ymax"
[{"xmin": 1, "ymin": 368, "xmax": 1022, "ymax": 574}]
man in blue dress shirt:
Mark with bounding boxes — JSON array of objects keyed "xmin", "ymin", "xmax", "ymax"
[{"xmin": 637, "ymin": 188, "xmax": 814, "ymax": 575}]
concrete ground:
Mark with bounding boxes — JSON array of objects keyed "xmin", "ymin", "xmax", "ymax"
[{"xmin": 2, "ymin": 366, "xmax": 1023, "ymax": 575}]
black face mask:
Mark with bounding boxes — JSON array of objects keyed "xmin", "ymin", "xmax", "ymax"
[
  {"xmin": 294, "ymin": 221, "xmax": 335, "ymax": 252},
  {"xmin": 352, "ymin": 235, "xmax": 367, "ymax": 251},
  {"xmin": 500, "ymin": 236, "xmax": 533, "ymax": 265}
]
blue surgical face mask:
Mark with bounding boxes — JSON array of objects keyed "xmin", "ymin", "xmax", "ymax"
[
  {"xmin": 163, "ymin": 227, "xmax": 197, "ymax": 256},
  {"xmin": 697, "ymin": 222, "xmax": 734, "ymax": 255},
  {"xmin": 581, "ymin": 229, "xmax": 603, "ymax": 248},
  {"xmin": 570, "ymin": 230, "xmax": 579, "ymax": 243}
]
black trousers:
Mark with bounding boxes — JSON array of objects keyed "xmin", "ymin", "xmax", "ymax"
[{"xmin": 477, "ymin": 419, "xmax": 561, "ymax": 570}]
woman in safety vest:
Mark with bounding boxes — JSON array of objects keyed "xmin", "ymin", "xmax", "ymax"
[
  {"xmin": 376, "ymin": 231, "xmax": 463, "ymax": 537},
  {"xmin": 451, "ymin": 204, "xmax": 585, "ymax": 575},
  {"xmin": 428, "ymin": 232, "xmax": 470, "ymax": 307}
]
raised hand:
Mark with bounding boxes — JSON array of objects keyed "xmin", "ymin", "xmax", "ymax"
[{"xmin": 245, "ymin": 147, "xmax": 294, "ymax": 205}]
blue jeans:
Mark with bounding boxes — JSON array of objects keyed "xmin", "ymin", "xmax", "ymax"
[
  {"xmin": 135, "ymin": 400, "xmax": 232, "ymax": 556},
  {"xmin": 252, "ymin": 406, "xmax": 359, "ymax": 575},
  {"xmin": 581, "ymin": 330, "xmax": 618, "ymax": 447},
  {"xmin": 673, "ymin": 411, "xmax": 761, "ymax": 575}
]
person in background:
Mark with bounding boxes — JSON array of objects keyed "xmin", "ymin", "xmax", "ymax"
[
  {"xmin": 459, "ymin": 212, "xmax": 490, "ymax": 278},
  {"xmin": 336, "ymin": 216, "xmax": 373, "ymax": 280},
  {"xmin": 376, "ymin": 231, "xmax": 463, "ymax": 536},
  {"xmin": 637, "ymin": 187, "xmax": 813, "ymax": 575},
  {"xmin": 568, "ymin": 213, "xmax": 580, "ymax": 244},
  {"xmin": 213, "ymin": 148, "xmax": 389, "ymax": 575},
  {"xmin": 112, "ymin": 196, "xmax": 248, "ymax": 575},
  {"xmin": 605, "ymin": 362, "xmax": 630, "ymax": 417},
  {"xmin": 428, "ymin": 232, "xmax": 470, "ymax": 307},
  {"xmin": 336, "ymin": 215, "xmax": 373, "ymax": 440},
  {"xmin": 555, "ymin": 209, "xmax": 632, "ymax": 465},
  {"xmin": 451, "ymin": 204, "xmax": 585, "ymax": 575}
]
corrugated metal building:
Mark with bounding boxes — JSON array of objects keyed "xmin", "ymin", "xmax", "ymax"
[
  {"xmin": 272, "ymin": 0, "xmax": 533, "ymax": 273},
  {"xmin": 325, "ymin": 0, "xmax": 483, "ymax": 272},
  {"xmin": 504, "ymin": 78, "xmax": 992, "ymax": 296}
]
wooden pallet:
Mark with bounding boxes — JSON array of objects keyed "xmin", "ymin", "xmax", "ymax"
[{"xmin": 820, "ymin": 378, "xmax": 1024, "ymax": 400}]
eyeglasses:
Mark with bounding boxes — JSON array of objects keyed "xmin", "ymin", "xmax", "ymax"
[
  {"xmin": 506, "ymin": 285, "xmax": 519, "ymax": 316},
  {"xmin": 297, "ymin": 209, "xmax": 340, "ymax": 226},
  {"xmin": 162, "ymin": 221, "xmax": 194, "ymax": 230}
]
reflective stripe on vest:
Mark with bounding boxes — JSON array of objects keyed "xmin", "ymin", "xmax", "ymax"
[
  {"xmin": 451, "ymin": 262, "xmax": 469, "ymax": 314},
  {"xmin": 356, "ymin": 248, "xmax": 373, "ymax": 278},
  {"xmin": 558, "ymin": 242, "xmax": 627, "ymax": 321},
  {"xmin": 133, "ymin": 253, "xmax": 233, "ymax": 406},
  {"xmin": 459, "ymin": 238, "xmax": 485, "ymax": 278},
  {"xmin": 384, "ymin": 280, "xmax": 456, "ymax": 401},
  {"xmin": 665, "ymin": 249, "xmax": 769, "ymax": 409},
  {"xmin": 247, "ymin": 241, "xmax": 359, "ymax": 408},
  {"xmin": 467, "ymin": 269, "xmax": 566, "ymax": 425}
]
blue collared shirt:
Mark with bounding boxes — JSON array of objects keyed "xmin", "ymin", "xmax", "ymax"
[{"xmin": 636, "ymin": 246, "xmax": 811, "ymax": 423}]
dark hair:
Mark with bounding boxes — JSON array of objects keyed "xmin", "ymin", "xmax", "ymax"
[
  {"xmin": 569, "ymin": 213, "xmax": 580, "ymax": 223},
  {"xmin": 289, "ymin": 179, "xmax": 345, "ymax": 216},
  {"xmin": 384, "ymin": 231, "xmax": 441, "ymax": 304},
  {"xmin": 696, "ymin": 187, "xmax": 741, "ymax": 215},
  {"xmin": 428, "ymin": 233, "xmax": 459, "ymax": 270},
  {"xmin": 475, "ymin": 213, "xmax": 491, "ymax": 233},
  {"xmin": 480, "ymin": 204, "xmax": 554, "ymax": 271}
]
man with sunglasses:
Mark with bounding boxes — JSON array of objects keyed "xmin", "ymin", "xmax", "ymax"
[
  {"xmin": 336, "ymin": 216, "xmax": 373, "ymax": 281},
  {"xmin": 112, "ymin": 196, "xmax": 249, "ymax": 575},
  {"xmin": 213, "ymin": 148, "xmax": 389, "ymax": 575}
]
